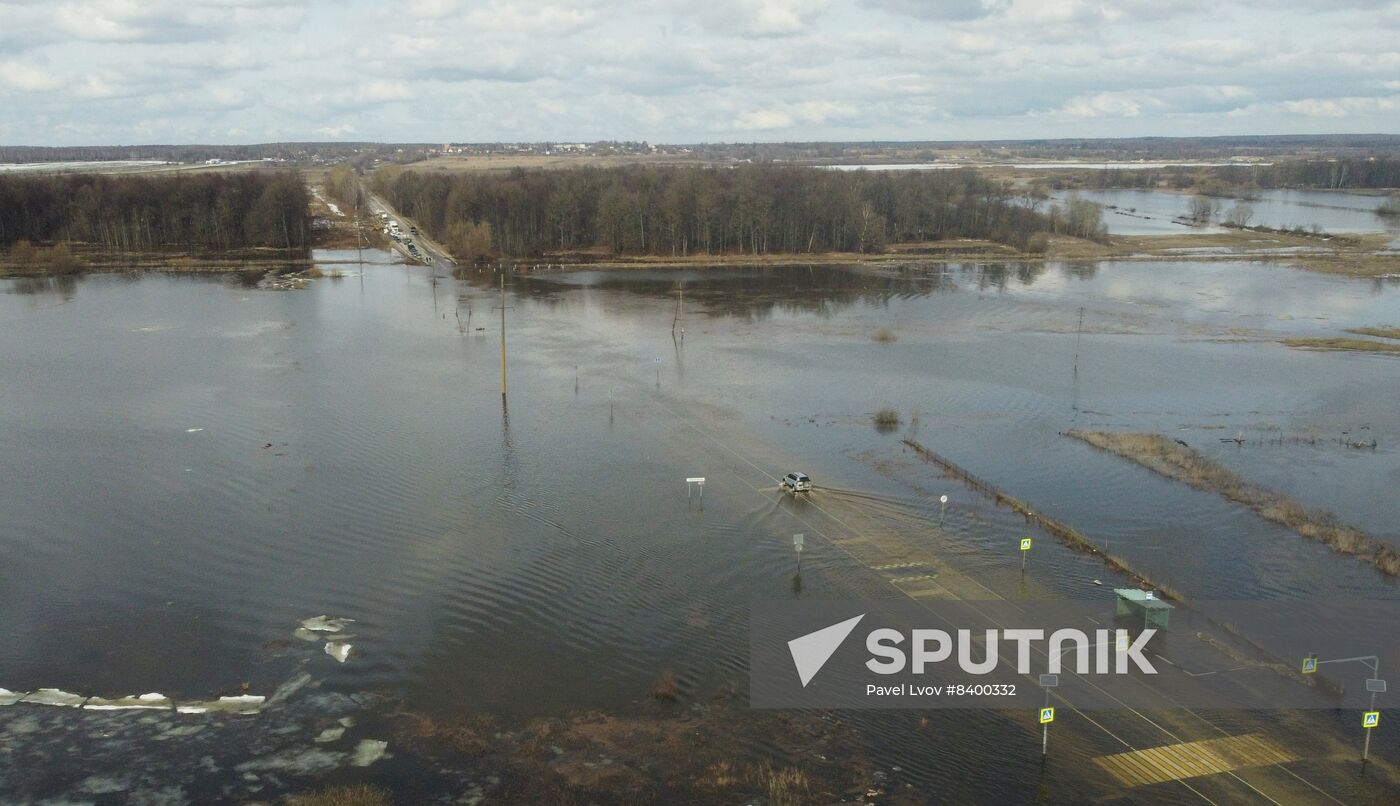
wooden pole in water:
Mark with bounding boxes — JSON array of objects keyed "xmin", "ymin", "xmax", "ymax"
[{"xmin": 500, "ymin": 272, "xmax": 508, "ymax": 399}]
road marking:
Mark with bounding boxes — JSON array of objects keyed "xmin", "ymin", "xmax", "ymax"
[{"xmin": 1095, "ymin": 734, "xmax": 1297, "ymax": 788}]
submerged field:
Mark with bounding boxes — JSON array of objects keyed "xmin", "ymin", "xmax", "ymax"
[{"xmin": 2, "ymin": 252, "xmax": 1399, "ymax": 802}]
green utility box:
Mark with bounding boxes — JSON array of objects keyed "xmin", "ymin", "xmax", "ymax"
[{"xmin": 1114, "ymin": 588, "xmax": 1173, "ymax": 630}]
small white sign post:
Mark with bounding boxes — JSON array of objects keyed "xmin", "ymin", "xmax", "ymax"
[
  {"xmin": 793, "ymin": 533, "xmax": 804, "ymax": 575},
  {"xmin": 1020, "ymin": 537, "xmax": 1032, "ymax": 573},
  {"xmin": 939, "ymin": 494, "xmax": 948, "ymax": 523},
  {"xmin": 686, "ymin": 477, "xmax": 706, "ymax": 501}
]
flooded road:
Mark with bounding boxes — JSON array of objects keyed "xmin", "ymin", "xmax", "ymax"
[{"xmin": 2, "ymin": 253, "xmax": 1399, "ymax": 802}]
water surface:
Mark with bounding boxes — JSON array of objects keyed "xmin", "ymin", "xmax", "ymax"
[{"xmin": 3, "ymin": 253, "xmax": 1399, "ymax": 801}]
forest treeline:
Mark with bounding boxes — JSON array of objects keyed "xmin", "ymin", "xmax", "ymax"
[
  {"xmin": 1062, "ymin": 158, "xmax": 1400, "ymax": 193},
  {"xmin": 0, "ymin": 172, "xmax": 312, "ymax": 251},
  {"xmin": 371, "ymin": 164, "xmax": 1102, "ymax": 259}
]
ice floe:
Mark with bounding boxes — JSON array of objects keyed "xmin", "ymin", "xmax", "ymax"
[
  {"xmin": 314, "ymin": 726, "xmax": 345, "ymax": 743},
  {"xmin": 351, "ymin": 739, "xmax": 388, "ymax": 767},
  {"xmin": 85, "ymin": 693, "xmax": 172, "ymax": 711},
  {"xmin": 324, "ymin": 642, "xmax": 352, "ymax": 663},
  {"xmin": 176, "ymin": 695, "xmax": 265, "ymax": 715},
  {"xmin": 301, "ymin": 615, "xmax": 354, "ymax": 633},
  {"xmin": 21, "ymin": 689, "xmax": 87, "ymax": 707}
]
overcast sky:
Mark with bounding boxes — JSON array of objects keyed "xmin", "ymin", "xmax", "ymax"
[{"xmin": 2, "ymin": 0, "xmax": 1398, "ymax": 145}]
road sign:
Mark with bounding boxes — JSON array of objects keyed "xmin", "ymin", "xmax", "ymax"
[
  {"xmin": 686, "ymin": 477, "xmax": 706, "ymax": 484},
  {"xmin": 1366, "ymin": 678, "xmax": 1387, "ymax": 693},
  {"xmin": 1116, "ymin": 633, "xmax": 1129, "ymax": 653},
  {"xmin": 1039, "ymin": 707, "xmax": 1055, "ymax": 724},
  {"xmin": 939, "ymin": 495, "xmax": 948, "ymax": 504},
  {"xmin": 655, "ymin": 357, "xmax": 661, "ymax": 364},
  {"xmin": 1020, "ymin": 538, "xmax": 1032, "ymax": 551},
  {"xmin": 1039, "ymin": 674, "xmax": 1058, "ymax": 688},
  {"xmin": 1301, "ymin": 657, "xmax": 1318, "ymax": 674},
  {"xmin": 1363, "ymin": 711, "xmax": 1380, "ymax": 729},
  {"xmin": 793, "ymin": 534, "xmax": 805, "ymax": 552}
]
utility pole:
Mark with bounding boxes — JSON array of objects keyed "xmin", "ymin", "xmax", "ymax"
[
  {"xmin": 672, "ymin": 283, "xmax": 684, "ymax": 339},
  {"xmin": 1073, "ymin": 306, "xmax": 1084, "ymax": 376},
  {"xmin": 493, "ymin": 272, "xmax": 513, "ymax": 400},
  {"xmin": 500, "ymin": 274, "xmax": 508, "ymax": 398}
]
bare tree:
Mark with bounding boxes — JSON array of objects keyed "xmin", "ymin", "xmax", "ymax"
[{"xmin": 1225, "ymin": 203, "xmax": 1254, "ymax": 227}]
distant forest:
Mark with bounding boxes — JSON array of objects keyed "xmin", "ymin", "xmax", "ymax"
[
  {"xmin": 0, "ymin": 172, "xmax": 312, "ymax": 251},
  {"xmin": 1067, "ymin": 157, "xmax": 1400, "ymax": 192},
  {"xmin": 372, "ymin": 165, "xmax": 1103, "ymax": 259}
]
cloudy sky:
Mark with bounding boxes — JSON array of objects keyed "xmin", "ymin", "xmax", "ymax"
[{"xmin": 2, "ymin": 0, "xmax": 1398, "ymax": 145}]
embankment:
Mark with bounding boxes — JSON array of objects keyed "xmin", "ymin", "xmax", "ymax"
[{"xmin": 1066, "ymin": 431, "xmax": 1400, "ymax": 577}]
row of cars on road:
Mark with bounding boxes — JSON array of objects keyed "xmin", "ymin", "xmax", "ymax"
[{"xmin": 376, "ymin": 211, "xmax": 430, "ymax": 264}]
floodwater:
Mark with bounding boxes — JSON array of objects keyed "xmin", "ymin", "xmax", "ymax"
[
  {"xmin": 3, "ymin": 252, "xmax": 1400, "ymax": 802},
  {"xmin": 1060, "ymin": 188, "xmax": 1400, "ymax": 236}
]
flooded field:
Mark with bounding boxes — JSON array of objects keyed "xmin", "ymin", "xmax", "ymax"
[
  {"xmin": 3, "ymin": 252, "xmax": 1399, "ymax": 803},
  {"xmin": 1058, "ymin": 188, "xmax": 1400, "ymax": 236}
]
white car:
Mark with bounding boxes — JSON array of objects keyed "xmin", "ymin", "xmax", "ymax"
[{"xmin": 780, "ymin": 472, "xmax": 812, "ymax": 493}]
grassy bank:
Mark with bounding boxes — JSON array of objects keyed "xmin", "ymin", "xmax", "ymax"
[
  {"xmin": 0, "ymin": 243, "xmax": 313, "ymax": 277},
  {"xmin": 1347, "ymin": 327, "xmax": 1400, "ymax": 340},
  {"xmin": 1281, "ymin": 337, "xmax": 1400, "ymax": 356},
  {"xmin": 450, "ymin": 229, "xmax": 1396, "ymax": 277},
  {"xmin": 1067, "ymin": 431, "xmax": 1400, "ymax": 577}
]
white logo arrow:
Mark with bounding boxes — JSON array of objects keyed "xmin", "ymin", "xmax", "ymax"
[{"xmin": 788, "ymin": 614, "xmax": 865, "ymax": 687}]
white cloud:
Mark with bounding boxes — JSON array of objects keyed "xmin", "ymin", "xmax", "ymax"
[
  {"xmin": 1165, "ymin": 39, "xmax": 1259, "ymax": 65},
  {"xmin": 862, "ymin": 0, "xmax": 1010, "ymax": 21},
  {"xmin": 314, "ymin": 123, "xmax": 357, "ymax": 137},
  {"xmin": 0, "ymin": 61, "xmax": 62, "ymax": 92},
  {"xmin": 1282, "ymin": 95, "xmax": 1400, "ymax": 117},
  {"xmin": 1046, "ymin": 92, "xmax": 1148, "ymax": 119},
  {"xmin": 734, "ymin": 100, "xmax": 857, "ymax": 130},
  {"xmin": 0, "ymin": 0, "xmax": 1396, "ymax": 143}
]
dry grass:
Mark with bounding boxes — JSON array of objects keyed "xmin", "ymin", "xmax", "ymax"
[
  {"xmin": 396, "ymin": 712, "xmax": 496, "ymax": 758},
  {"xmin": 756, "ymin": 764, "xmax": 813, "ymax": 806},
  {"xmin": 650, "ymin": 670, "xmax": 680, "ymax": 702},
  {"xmin": 1069, "ymin": 431, "xmax": 1400, "ymax": 577},
  {"xmin": 1346, "ymin": 327, "xmax": 1400, "ymax": 340},
  {"xmin": 1281, "ymin": 337, "xmax": 1400, "ymax": 355},
  {"xmin": 702, "ymin": 761, "xmax": 744, "ymax": 790},
  {"xmin": 287, "ymin": 784, "xmax": 391, "ymax": 806},
  {"xmin": 871, "ymin": 327, "xmax": 898, "ymax": 343},
  {"xmin": 873, "ymin": 407, "xmax": 902, "ymax": 432}
]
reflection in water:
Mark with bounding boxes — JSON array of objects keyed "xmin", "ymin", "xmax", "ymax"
[{"xmin": 7, "ymin": 274, "xmax": 79, "ymax": 298}]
